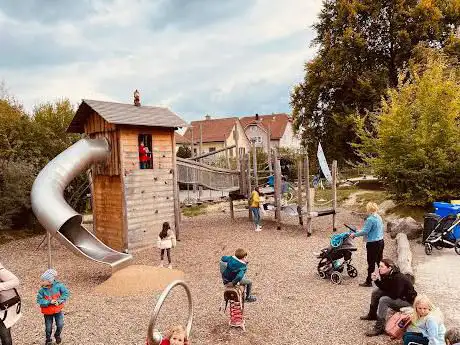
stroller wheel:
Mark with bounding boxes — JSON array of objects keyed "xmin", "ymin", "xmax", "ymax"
[
  {"xmin": 330, "ymin": 271, "xmax": 342, "ymax": 285},
  {"xmin": 317, "ymin": 258, "xmax": 330, "ymax": 279},
  {"xmin": 425, "ymin": 243, "xmax": 433, "ymax": 255},
  {"xmin": 455, "ymin": 240, "xmax": 460, "ymax": 255},
  {"xmin": 347, "ymin": 265, "xmax": 358, "ymax": 278}
]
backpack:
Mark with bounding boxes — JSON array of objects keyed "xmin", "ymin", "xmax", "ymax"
[
  {"xmin": 0, "ymin": 268, "xmax": 22, "ymax": 322},
  {"xmin": 385, "ymin": 311, "xmax": 411, "ymax": 339}
]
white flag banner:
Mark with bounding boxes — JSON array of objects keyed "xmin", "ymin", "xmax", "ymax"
[{"xmin": 317, "ymin": 142, "xmax": 332, "ymax": 184}]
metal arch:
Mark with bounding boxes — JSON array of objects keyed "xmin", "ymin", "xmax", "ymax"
[{"xmin": 147, "ymin": 280, "xmax": 193, "ymax": 345}]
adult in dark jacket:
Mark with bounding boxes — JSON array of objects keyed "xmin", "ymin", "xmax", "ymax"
[{"xmin": 360, "ymin": 258, "xmax": 417, "ymax": 337}]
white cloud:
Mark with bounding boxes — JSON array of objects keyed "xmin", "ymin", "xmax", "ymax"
[{"xmin": 0, "ymin": 0, "xmax": 323, "ymax": 120}]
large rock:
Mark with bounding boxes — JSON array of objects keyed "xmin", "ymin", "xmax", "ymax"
[{"xmin": 387, "ymin": 217, "xmax": 423, "ymax": 240}]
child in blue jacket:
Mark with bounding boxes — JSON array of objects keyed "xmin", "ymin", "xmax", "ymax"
[
  {"xmin": 36, "ymin": 269, "xmax": 69, "ymax": 345},
  {"xmin": 220, "ymin": 248, "xmax": 257, "ymax": 302}
]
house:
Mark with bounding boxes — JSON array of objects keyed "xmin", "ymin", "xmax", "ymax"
[
  {"xmin": 174, "ymin": 132, "xmax": 191, "ymax": 153},
  {"xmin": 67, "ymin": 97, "xmax": 187, "ymax": 252},
  {"xmin": 239, "ymin": 113, "xmax": 301, "ymax": 152},
  {"xmin": 181, "ymin": 115, "xmax": 250, "ymax": 161}
]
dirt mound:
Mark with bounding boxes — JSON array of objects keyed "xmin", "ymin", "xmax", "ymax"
[{"xmin": 94, "ymin": 265, "xmax": 185, "ymax": 297}]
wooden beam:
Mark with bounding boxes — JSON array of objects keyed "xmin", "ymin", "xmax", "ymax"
[
  {"xmin": 274, "ymin": 149, "xmax": 281, "ymax": 229},
  {"xmin": 246, "ymin": 153, "xmax": 252, "ymax": 221},
  {"xmin": 176, "ymin": 157, "xmax": 239, "ymax": 174},
  {"xmin": 396, "ymin": 233, "xmax": 415, "ymax": 283},
  {"xmin": 332, "ymin": 160, "xmax": 337, "ymax": 232},
  {"xmin": 171, "ymin": 131, "xmax": 181, "ymax": 240},
  {"xmin": 297, "ymin": 155, "xmax": 303, "ymax": 226},
  {"xmin": 305, "ymin": 150, "xmax": 312, "ymax": 236},
  {"xmin": 230, "ymin": 198, "xmax": 234, "ymax": 221},
  {"xmin": 233, "ymin": 126, "xmax": 240, "ymax": 171},
  {"xmin": 252, "ymin": 141, "xmax": 258, "ymax": 187}
]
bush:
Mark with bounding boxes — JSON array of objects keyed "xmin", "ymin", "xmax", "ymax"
[{"xmin": 354, "ymin": 52, "xmax": 460, "ymax": 206}]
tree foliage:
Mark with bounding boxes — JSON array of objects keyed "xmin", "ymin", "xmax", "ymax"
[
  {"xmin": 354, "ymin": 52, "xmax": 460, "ymax": 206},
  {"xmin": 0, "ymin": 90, "xmax": 83, "ymax": 229},
  {"xmin": 176, "ymin": 144, "xmax": 192, "ymax": 159},
  {"xmin": 291, "ymin": 0, "xmax": 460, "ymax": 164}
]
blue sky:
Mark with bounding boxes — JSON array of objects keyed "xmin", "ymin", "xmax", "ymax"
[{"xmin": 0, "ymin": 0, "xmax": 322, "ymax": 122}]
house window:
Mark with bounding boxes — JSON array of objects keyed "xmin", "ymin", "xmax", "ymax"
[
  {"xmin": 239, "ymin": 148, "xmax": 245, "ymax": 156},
  {"xmin": 138, "ymin": 134, "xmax": 153, "ymax": 169},
  {"xmin": 193, "ymin": 148, "xmax": 197, "ymax": 155},
  {"xmin": 209, "ymin": 147, "xmax": 216, "ymax": 152}
]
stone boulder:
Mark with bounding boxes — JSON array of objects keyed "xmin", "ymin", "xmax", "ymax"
[{"xmin": 387, "ymin": 217, "xmax": 423, "ymax": 240}]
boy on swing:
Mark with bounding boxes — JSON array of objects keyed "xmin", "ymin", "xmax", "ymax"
[{"xmin": 220, "ymin": 248, "xmax": 257, "ymax": 302}]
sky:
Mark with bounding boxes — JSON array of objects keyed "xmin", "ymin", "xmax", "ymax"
[{"xmin": 0, "ymin": 0, "xmax": 323, "ymax": 122}]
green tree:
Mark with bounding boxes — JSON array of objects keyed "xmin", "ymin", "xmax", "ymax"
[
  {"xmin": 176, "ymin": 144, "xmax": 192, "ymax": 159},
  {"xmin": 291, "ymin": 0, "xmax": 460, "ymax": 164},
  {"xmin": 354, "ymin": 52, "xmax": 460, "ymax": 205}
]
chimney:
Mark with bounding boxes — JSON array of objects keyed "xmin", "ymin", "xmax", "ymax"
[
  {"xmin": 255, "ymin": 113, "xmax": 259, "ymax": 121},
  {"xmin": 205, "ymin": 114, "xmax": 211, "ymax": 120},
  {"xmin": 134, "ymin": 89, "xmax": 141, "ymax": 106}
]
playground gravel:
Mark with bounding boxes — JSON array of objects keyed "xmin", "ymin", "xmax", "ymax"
[{"xmin": 3, "ymin": 209, "xmax": 403, "ymax": 345}]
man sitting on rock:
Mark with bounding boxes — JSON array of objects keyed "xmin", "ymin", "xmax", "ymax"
[{"xmin": 360, "ymin": 258, "xmax": 417, "ymax": 337}]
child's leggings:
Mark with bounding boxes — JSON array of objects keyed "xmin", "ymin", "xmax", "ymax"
[{"xmin": 160, "ymin": 248, "xmax": 171, "ymax": 263}]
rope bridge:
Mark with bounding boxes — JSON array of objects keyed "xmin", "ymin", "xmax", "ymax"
[{"xmin": 176, "ymin": 157, "xmax": 240, "ymax": 192}]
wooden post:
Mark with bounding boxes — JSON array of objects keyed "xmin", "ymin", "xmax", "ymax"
[
  {"xmin": 274, "ymin": 149, "xmax": 281, "ymax": 229},
  {"xmin": 267, "ymin": 124, "xmax": 273, "ymax": 174},
  {"xmin": 332, "ymin": 160, "xmax": 337, "ymax": 232},
  {"xmin": 246, "ymin": 154, "xmax": 252, "ymax": 221},
  {"xmin": 230, "ymin": 197, "xmax": 235, "ymax": 221},
  {"xmin": 191, "ymin": 127, "xmax": 196, "ymax": 194},
  {"xmin": 305, "ymin": 150, "xmax": 312, "ymax": 236},
  {"xmin": 297, "ymin": 155, "xmax": 303, "ymax": 226},
  {"xmin": 233, "ymin": 127, "xmax": 240, "ymax": 171},
  {"xmin": 224, "ymin": 141, "xmax": 230, "ymax": 168},
  {"xmin": 252, "ymin": 141, "xmax": 258, "ymax": 187},
  {"xmin": 199, "ymin": 124, "xmax": 203, "ymax": 198},
  {"xmin": 47, "ymin": 232, "xmax": 52, "ymax": 268},
  {"xmin": 172, "ymin": 131, "xmax": 181, "ymax": 239}
]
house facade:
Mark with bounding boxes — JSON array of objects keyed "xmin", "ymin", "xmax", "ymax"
[{"xmin": 181, "ymin": 116, "xmax": 250, "ymax": 164}]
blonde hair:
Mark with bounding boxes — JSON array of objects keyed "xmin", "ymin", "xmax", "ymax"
[
  {"xmin": 411, "ymin": 294, "xmax": 443, "ymax": 324},
  {"xmin": 366, "ymin": 202, "xmax": 379, "ymax": 213},
  {"xmin": 166, "ymin": 325, "xmax": 186, "ymax": 340}
]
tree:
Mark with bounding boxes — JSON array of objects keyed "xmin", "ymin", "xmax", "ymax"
[
  {"xmin": 291, "ymin": 0, "xmax": 460, "ymax": 164},
  {"xmin": 176, "ymin": 145, "xmax": 192, "ymax": 159},
  {"xmin": 354, "ymin": 52, "xmax": 460, "ymax": 206}
]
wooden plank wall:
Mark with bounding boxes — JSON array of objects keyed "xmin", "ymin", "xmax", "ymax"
[
  {"xmin": 92, "ymin": 175, "xmax": 124, "ymax": 251},
  {"xmin": 84, "ymin": 111, "xmax": 120, "ymax": 176},
  {"xmin": 119, "ymin": 127, "xmax": 175, "ymax": 251}
]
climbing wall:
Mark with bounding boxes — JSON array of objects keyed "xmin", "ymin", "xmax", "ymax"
[{"xmin": 119, "ymin": 127, "xmax": 175, "ymax": 251}]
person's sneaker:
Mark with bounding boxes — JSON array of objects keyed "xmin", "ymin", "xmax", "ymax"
[
  {"xmin": 359, "ymin": 282, "xmax": 372, "ymax": 287},
  {"xmin": 255, "ymin": 226, "xmax": 262, "ymax": 232},
  {"xmin": 245, "ymin": 295, "xmax": 257, "ymax": 302},
  {"xmin": 360, "ymin": 314, "xmax": 377, "ymax": 321},
  {"xmin": 157, "ymin": 261, "xmax": 164, "ymax": 268},
  {"xmin": 167, "ymin": 263, "xmax": 173, "ymax": 269},
  {"xmin": 56, "ymin": 335, "xmax": 62, "ymax": 344},
  {"xmin": 45, "ymin": 341, "xmax": 53, "ymax": 345}
]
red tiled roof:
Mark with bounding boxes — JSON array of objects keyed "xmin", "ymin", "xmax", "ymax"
[
  {"xmin": 182, "ymin": 117, "xmax": 238, "ymax": 144},
  {"xmin": 175, "ymin": 132, "xmax": 191, "ymax": 144},
  {"xmin": 239, "ymin": 113, "xmax": 290, "ymax": 140}
]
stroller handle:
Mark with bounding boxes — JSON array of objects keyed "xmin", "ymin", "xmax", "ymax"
[{"xmin": 344, "ymin": 224, "xmax": 357, "ymax": 233}]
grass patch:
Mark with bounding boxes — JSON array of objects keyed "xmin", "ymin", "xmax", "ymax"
[
  {"xmin": 355, "ymin": 191, "xmax": 388, "ymax": 209},
  {"xmin": 182, "ymin": 204, "xmax": 207, "ymax": 217},
  {"xmin": 386, "ymin": 205, "xmax": 429, "ymax": 222},
  {"xmin": 0, "ymin": 229, "xmax": 44, "ymax": 245},
  {"xmin": 314, "ymin": 186, "xmax": 358, "ymax": 205}
]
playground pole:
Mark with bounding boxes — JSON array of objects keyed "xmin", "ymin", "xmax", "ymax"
[
  {"xmin": 47, "ymin": 232, "xmax": 52, "ymax": 268},
  {"xmin": 267, "ymin": 124, "xmax": 273, "ymax": 174},
  {"xmin": 305, "ymin": 149, "xmax": 312, "ymax": 236},
  {"xmin": 274, "ymin": 149, "xmax": 281, "ymax": 229},
  {"xmin": 332, "ymin": 160, "xmax": 337, "ymax": 232},
  {"xmin": 252, "ymin": 140, "xmax": 258, "ymax": 187},
  {"xmin": 246, "ymin": 154, "xmax": 252, "ymax": 221},
  {"xmin": 297, "ymin": 155, "xmax": 303, "ymax": 226}
]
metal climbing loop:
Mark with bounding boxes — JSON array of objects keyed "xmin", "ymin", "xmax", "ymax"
[{"xmin": 147, "ymin": 280, "xmax": 194, "ymax": 345}]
